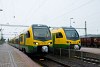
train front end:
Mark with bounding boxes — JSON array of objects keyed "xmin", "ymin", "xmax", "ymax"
[
  {"xmin": 64, "ymin": 27, "xmax": 81, "ymax": 50},
  {"xmin": 32, "ymin": 25, "xmax": 52, "ymax": 53}
]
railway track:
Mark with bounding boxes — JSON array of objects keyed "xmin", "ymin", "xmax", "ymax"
[
  {"xmin": 74, "ymin": 56, "xmax": 100, "ymax": 65},
  {"xmin": 27, "ymin": 48, "xmax": 100, "ymax": 67},
  {"xmin": 29, "ymin": 55, "xmax": 70, "ymax": 67}
]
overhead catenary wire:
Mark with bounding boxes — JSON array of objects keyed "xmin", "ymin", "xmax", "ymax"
[
  {"xmin": 25, "ymin": 0, "xmax": 48, "ymax": 23},
  {"xmin": 11, "ymin": 0, "xmax": 15, "ymax": 18},
  {"xmin": 24, "ymin": 0, "xmax": 82, "ymax": 24},
  {"xmin": 48, "ymin": 0, "xmax": 95, "ymax": 22},
  {"xmin": 0, "ymin": 0, "xmax": 3, "ymax": 10},
  {"xmin": 0, "ymin": 24, "xmax": 29, "ymax": 27},
  {"xmin": 3, "ymin": 33, "xmax": 19, "ymax": 36},
  {"xmin": 85, "ymin": 11, "xmax": 100, "ymax": 19}
]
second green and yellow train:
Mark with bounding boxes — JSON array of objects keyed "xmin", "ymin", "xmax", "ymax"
[{"xmin": 51, "ymin": 27, "xmax": 81, "ymax": 50}]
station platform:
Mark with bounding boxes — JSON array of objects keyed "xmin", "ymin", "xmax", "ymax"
[
  {"xmin": 0, "ymin": 43, "xmax": 41, "ymax": 67},
  {"xmin": 80, "ymin": 47, "xmax": 100, "ymax": 54}
]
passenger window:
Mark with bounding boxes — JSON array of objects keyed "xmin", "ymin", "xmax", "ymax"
[
  {"xmin": 16, "ymin": 39, "xmax": 19, "ymax": 44},
  {"xmin": 20, "ymin": 36, "xmax": 23, "ymax": 42},
  {"xmin": 56, "ymin": 32, "xmax": 63, "ymax": 38},
  {"xmin": 26, "ymin": 31, "xmax": 30, "ymax": 38}
]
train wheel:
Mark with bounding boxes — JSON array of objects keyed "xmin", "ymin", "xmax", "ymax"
[
  {"xmin": 23, "ymin": 48, "xmax": 26, "ymax": 54},
  {"xmin": 93, "ymin": 44, "xmax": 97, "ymax": 48},
  {"xmin": 22, "ymin": 48, "xmax": 26, "ymax": 54},
  {"xmin": 97, "ymin": 45, "xmax": 99, "ymax": 48},
  {"xmin": 22, "ymin": 48, "xmax": 24, "ymax": 52}
]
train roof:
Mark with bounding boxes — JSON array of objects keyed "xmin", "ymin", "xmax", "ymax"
[
  {"xmin": 62, "ymin": 27, "xmax": 75, "ymax": 29},
  {"xmin": 51, "ymin": 26, "xmax": 76, "ymax": 30},
  {"xmin": 32, "ymin": 24, "xmax": 48, "ymax": 27},
  {"xmin": 20, "ymin": 24, "xmax": 49, "ymax": 34}
]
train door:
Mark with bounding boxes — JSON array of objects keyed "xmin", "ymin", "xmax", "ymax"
[{"xmin": 55, "ymin": 32, "xmax": 63, "ymax": 44}]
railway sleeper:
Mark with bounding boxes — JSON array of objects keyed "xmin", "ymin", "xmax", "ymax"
[{"xmin": 74, "ymin": 56, "xmax": 100, "ymax": 64}]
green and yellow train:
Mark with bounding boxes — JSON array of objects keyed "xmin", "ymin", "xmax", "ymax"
[
  {"xmin": 9, "ymin": 25, "xmax": 81, "ymax": 55},
  {"xmin": 9, "ymin": 24, "xmax": 52, "ymax": 54},
  {"xmin": 51, "ymin": 27, "xmax": 81, "ymax": 50}
]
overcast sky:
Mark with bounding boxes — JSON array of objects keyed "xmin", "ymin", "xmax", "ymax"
[{"xmin": 0, "ymin": 0, "xmax": 100, "ymax": 39}]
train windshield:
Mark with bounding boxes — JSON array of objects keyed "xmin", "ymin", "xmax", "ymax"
[
  {"xmin": 33, "ymin": 27, "xmax": 51, "ymax": 41},
  {"xmin": 64, "ymin": 28, "xmax": 79, "ymax": 40}
]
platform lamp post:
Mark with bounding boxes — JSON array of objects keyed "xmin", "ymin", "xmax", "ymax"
[
  {"xmin": 0, "ymin": 9, "xmax": 3, "ymax": 41},
  {"xmin": 70, "ymin": 18, "xmax": 73, "ymax": 27},
  {"xmin": 69, "ymin": 17, "xmax": 73, "ymax": 58},
  {"xmin": 85, "ymin": 21, "xmax": 87, "ymax": 37}
]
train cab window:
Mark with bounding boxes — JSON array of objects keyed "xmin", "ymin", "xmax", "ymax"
[
  {"xmin": 26, "ymin": 31, "xmax": 30, "ymax": 38},
  {"xmin": 56, "ymin": 32, "xmax": 63, "ymax": 38}
]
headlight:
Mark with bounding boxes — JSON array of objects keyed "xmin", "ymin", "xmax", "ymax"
[
  {"xmin": 67, "ymin": 41, "xmax": 71, "ymax": 44},
  {"xmin": 48, "ymin": 42, "xmax": 52, "ymax": 45},
  {"xmin": 36, "ymin": 42, "xmax": 39, "ymax": 45},
  {"xmin": 33, "ymin": 42, "xmax": 39, "ymax": 45},
  {"xmin": 67, "ymin": 41, "xmax": 69, "ymax": 43}
]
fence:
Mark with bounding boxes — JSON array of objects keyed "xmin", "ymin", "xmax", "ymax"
[{"xmin": 50, "ymin": 48, "xmax": 100, "ymax": 61}]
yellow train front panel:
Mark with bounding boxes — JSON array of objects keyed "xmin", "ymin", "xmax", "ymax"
[
  {"xmin": 51, "ymin": 27, "xmax": 81, "ymax": 49},
  {"xmin": 19, "ymin": 24, "xmax": 52, "ymax": 53}
]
